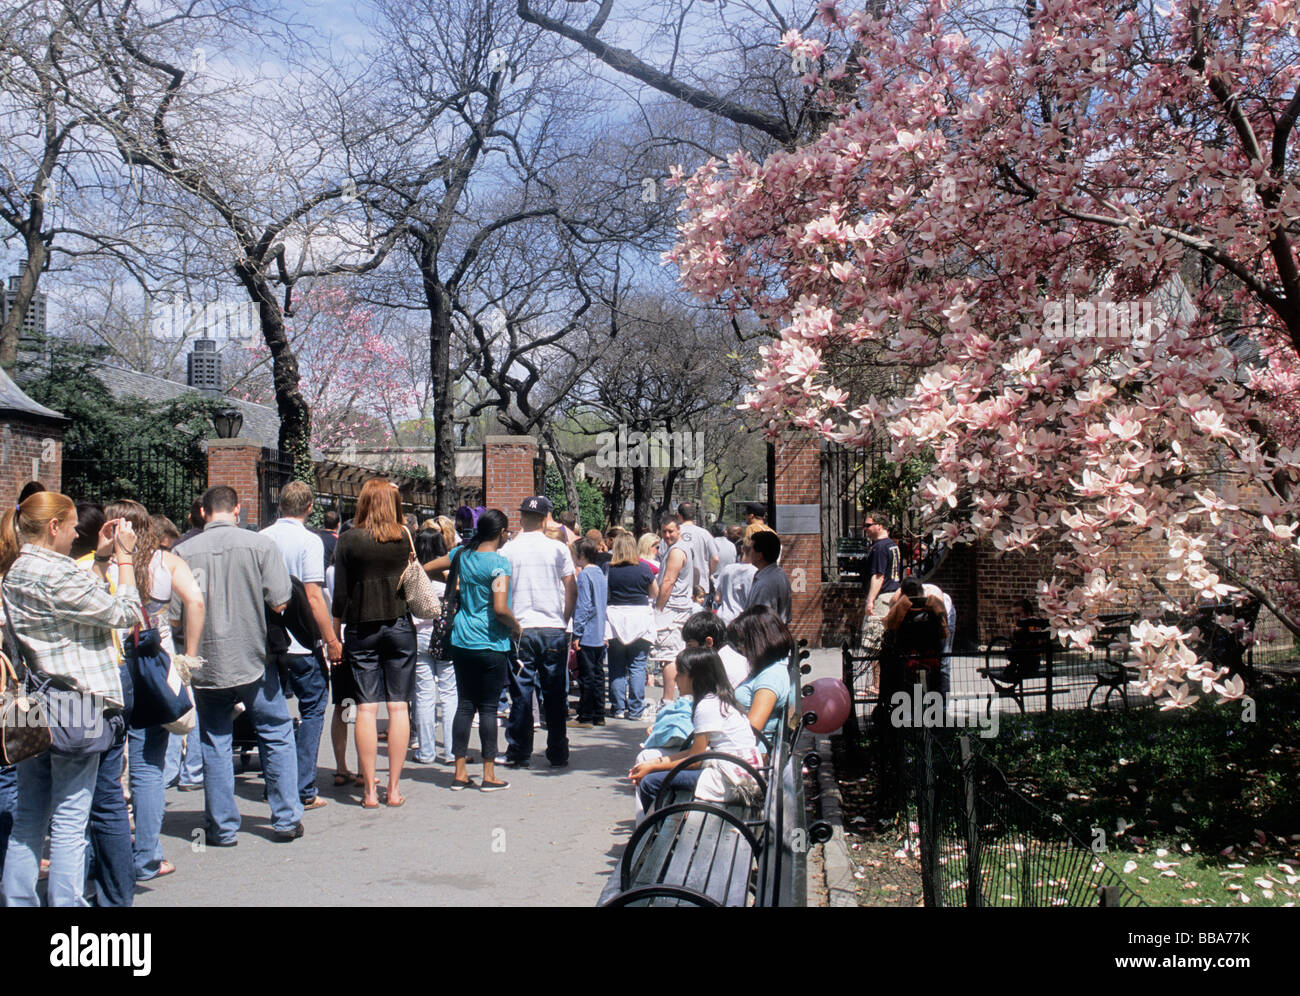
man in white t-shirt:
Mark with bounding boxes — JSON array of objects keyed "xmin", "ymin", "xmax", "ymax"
[
  {"xmin": 501, "ymin": 496, "xmax": 577, "ymax": 768},
  {"xmin": 260, "ymin": 481, "xmax": 341, "ymax": 811}
]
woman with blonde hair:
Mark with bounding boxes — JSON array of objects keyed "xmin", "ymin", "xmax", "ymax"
[
  {"xmin": 0, "ymin": 491, "xmax": 141, "ymax": 906},
  {"xmin": 332, "ymin": 478, "xmax": 419, "ymax": 807},
  {"xmin": 606, "ymin": 533, "xmax": 658, "ymax": 720},
  {"xmin": 637, "ymin": 532, "xmax": 661, "ymax": 575},
  {"xmin": 105, "ymin": 499, "xmax": 204, "ymax": 883}
]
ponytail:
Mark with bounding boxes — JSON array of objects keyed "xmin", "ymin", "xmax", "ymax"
[
  {"xmin": 0, "ymin": 492, "xmax": 76, "ymax": 575},
  {"xmin": 467, "ymin": 509, "xmax": 509, "ymax": 552}
]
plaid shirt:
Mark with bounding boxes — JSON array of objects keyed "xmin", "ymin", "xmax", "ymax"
[{"xmin": 1, "ymin": 544, "xmax": 141, "ymax": 708}]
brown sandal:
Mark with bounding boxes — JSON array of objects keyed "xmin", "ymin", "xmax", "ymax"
[{"xmin": 333, "ymin": 770, "xmax": 354, "ymax": 787}]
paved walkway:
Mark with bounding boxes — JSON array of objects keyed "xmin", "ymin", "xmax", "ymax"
[{"xmin": 134, "ymin": 713, "xmax": 647, "ymax": 907}]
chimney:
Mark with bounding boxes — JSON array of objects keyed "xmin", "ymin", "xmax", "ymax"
[{"xmin": 187, "ymin": 337, "xmax": 222, "ymax": 395}]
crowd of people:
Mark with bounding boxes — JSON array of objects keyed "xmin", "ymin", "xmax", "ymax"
[{"xmin": 0, "ymin": 478, "xmax": 802, "ymax": 906}]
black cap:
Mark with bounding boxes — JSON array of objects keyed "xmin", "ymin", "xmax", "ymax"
[
  {"xmin": 520, "ymin": 496, "xmax": 553, "ymax": 515},
  {"xmin": 742, "ymin": 501, "xmax": 767, "ymax": 518}
]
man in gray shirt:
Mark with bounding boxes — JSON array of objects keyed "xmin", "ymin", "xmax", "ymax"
[
  {"xmin": 175, "ymin": 485, "xmax": 302, "ymax": 845},
  {"xmin": 744, "ymin": 529, "xmax": 793, "ymax": 625}
]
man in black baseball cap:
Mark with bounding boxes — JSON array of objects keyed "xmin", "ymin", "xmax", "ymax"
[
  {"xmin": 520, "ymin": 495, "xmax": 553, "ymax": 517},
  {"xmin": 741, "ymin": 501, "xmax": 767, "ymax": 525}
]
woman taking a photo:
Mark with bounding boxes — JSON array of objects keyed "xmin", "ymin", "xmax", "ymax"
[
  {"xmin": 332, "ymin": 479, "xmax": 419, "ymax": 808},
  {"xmin": 0, "ymin": 492, "xmax": 142, "ymax": 906},
  {"xmin": 424, "ymin": 509, "xmax": 521, "ymax": 792}
]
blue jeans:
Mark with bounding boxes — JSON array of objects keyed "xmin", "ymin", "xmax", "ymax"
[
  {"xmin": 194, "ymin": 667, "xmax": 302, "ymax": 841},
  {"xmin": 163, "ymin": 718, "xmax": 204, "ymax": 787},
  {"xmin": 127, "ymin": 725, "xmax": 170, "ymax": 880},
  {"xmin": 637, "ymin": 767, "xmax": 702, "ymax": 812},
  {"xmin": 506, "ymin": 628, "xmax": 570, "ymax": 765},
  {"xmin": 413, "ymin": 651, "xmax": 457, "ymax": 762},
  {"xmin": 87, "ymin": 732, "xmax": 134, "ymax": 905},
  {"xmin": 607, "ymin": 640, "xmax": 648, "ymax": 718},
  {"xmin": 281, "ymin": 652, "xmax": 329, "ymax": 801},
  {"xmin": 1, "ymin": 751, "xmax": 100, "ymax": 906},
  {"xmin": 0, "ymin": 764, "xmax": 16, "ymax": 882}
]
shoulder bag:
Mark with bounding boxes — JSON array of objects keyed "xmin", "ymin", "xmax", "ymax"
[
  {"xmin": 126, "ymin": 621, "xmax": 195, "ymax": 733},
  {"xmin": 0, "ymin": 649, "xmax": 51, "ymax": 765},
  {"xmin": 428, "ymin": 547, "xmax": 462, "ymax": 660},
  {"xmin": 399, "ymin": 527, "xmax": 442, "ymax": 620}
]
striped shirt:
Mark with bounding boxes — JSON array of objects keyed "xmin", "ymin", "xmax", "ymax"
[{"xmin": 2, "ymin": 544, "xmax": 141, "ymax": 708}]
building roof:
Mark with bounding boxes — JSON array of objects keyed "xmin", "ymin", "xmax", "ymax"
[
  {"xmin": 0, "ymin": 363, "xmax": 66, "ymax": 424},
  {"xmin": 92, "ymin": 363, "xmax": 283, "ymax": 450}
]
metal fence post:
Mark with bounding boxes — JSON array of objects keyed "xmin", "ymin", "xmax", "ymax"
[
  {"xmin": 916, "ymin": 671, "xmax": 940, "ymax": 907},
  {"xmin": 960, "ymin": 735, "xmax": 982, "ymax": 908}
]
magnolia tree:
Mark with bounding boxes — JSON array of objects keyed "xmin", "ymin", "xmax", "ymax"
[
  {"xmin": 230, "ymin": 285, "xmax": 418, "ymax": 458},
  {"xmin": 666, "ymin": 0, "xmax": 1300, "ymax": 707}
]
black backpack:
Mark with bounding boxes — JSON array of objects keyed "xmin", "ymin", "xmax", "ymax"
[
  {"xmin": 267, "ymin": 577, "xmax": 322, "ymax": 656},
  {"xmin": 895, "ymin": 598, "xmax": 943, "ymax": 670}
]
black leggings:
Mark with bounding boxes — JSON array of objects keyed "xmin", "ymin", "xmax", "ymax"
[{"xmin": 450, "ymin": 646, "xmax": 510, "ymax": 761}]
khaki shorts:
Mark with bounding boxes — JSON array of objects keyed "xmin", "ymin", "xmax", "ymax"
[{"xmin": 650, "ymin": 607, "xmax": 693, "ymax": 664}]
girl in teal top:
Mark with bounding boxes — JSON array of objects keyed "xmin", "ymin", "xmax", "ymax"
[{"xmin": 728, "ymin": 604, "xmax": 796, "ymax": 753}]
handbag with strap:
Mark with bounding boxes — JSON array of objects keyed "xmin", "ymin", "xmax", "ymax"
[
  {"xmin": 428, "ymin": 546, "xmax": 461, "ymax": 660},
  {"xmin": 0, "ymin": 649, "xmax": 51, "ymax": 765},
  {"xmin": 125, "ymin": 622, "xmax": 193, "ymax": 732},
  {"xmin": 399, "ymin": 527, "xmax": 442, "ymax": 620}
]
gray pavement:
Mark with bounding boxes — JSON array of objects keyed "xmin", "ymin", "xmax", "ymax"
[
  {"xmin": 134, "ymin": 711, "xmax": 647, "ymax": 907},
  {"xmin": 134, "ymin": 648, "xmax": 845, "ymax": 907}
]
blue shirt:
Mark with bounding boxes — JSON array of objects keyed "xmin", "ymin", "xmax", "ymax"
[
  {"xmin": 572, "ymin": 565, "xmax": 608, "ymax": 647},
  {"xmin": 867, "ymin": 538, "xmax": 901, "ymax": 593},
  {"xmin": 735, "ymin": 660, "xmax": 792, "ymax": 748},
  {"xmin": 448, "ymin": 547, "xmax": 513, "ymax": 653}
]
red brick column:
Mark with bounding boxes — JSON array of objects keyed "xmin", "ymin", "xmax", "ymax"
[
  {"xmin": 773, "ymin": 433, "xmax": 823, "ymax": 645},
  {"xmin": 206, "ymin": 439, "xmax": 262, "ymax": 527},
  {"xmin": 1, "ymin": 419, "xmax": 63, "ymax": 508},
  {"xmin": 483, "ymin": 435, "xmax": 538, "ymax": 533}
]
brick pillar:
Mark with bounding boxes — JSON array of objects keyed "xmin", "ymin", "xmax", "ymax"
[
  {"xmin": 483, "ymin": 435, "xmax": 538, "ymax": 533},
  {"xmin": 1, "ymin": 418, "xmax": 64, "ymax": 509},
  {"xmin": 206, "ymin": 439, "xmax": 263, "ymax": 527},
  {"xmin": 773, "ymin": 433, "xmax": 823, "ymax": 646}
]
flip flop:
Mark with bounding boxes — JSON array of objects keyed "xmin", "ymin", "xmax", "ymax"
[
  {"xmin": 156, "ymin": 860, "xmax": 176, "ymax": 877},
  {"xmin": 386, "ymin": 795, "xmax": 406, "ymax": 808},
  {"xmin": 333, "ymin": 771, "xmax": 354, "ymax": 787},
  {"xmin": 361, "ymin": 797, "xmax": 380, "ymax": 809}
]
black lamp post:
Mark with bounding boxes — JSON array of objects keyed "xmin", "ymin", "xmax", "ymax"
[{"xmin": 212, "ymin": 406, "xmax": 243, "ymax": 439}]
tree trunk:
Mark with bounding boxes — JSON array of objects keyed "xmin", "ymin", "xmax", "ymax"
[
  {"xmin": 659, "ymin": 465, "xmax": 684, "ymax": 522},
  {"xmin": 235, "ymin": 262, "xmax": 312, "ymax": 482},
  {"xmin": 609, "ymin": 464, "xmax": 625, "ymax": 528},
  {"xmin": 0, "ymin": 243, "xmax": 48, "ymax": 370},
  {"xmin": 422, "ymin": 253, "xmax": 457, "ymax": 512},
  {"xmin": 632, "ymin": 464, "xmax": 651, "ymax": 536},
  {"xmin": 540, "ymin": 428, "xmax": 579, "ymax": 521}
]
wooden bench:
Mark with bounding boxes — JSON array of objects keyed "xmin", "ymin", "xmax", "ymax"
[
  {"xmin": 977, "ymin": 614, "xmax": 1143, "ymax": 712},
  {"xmin": 599, "ymin": 647, "xmax": 815, "ymax": 907}
]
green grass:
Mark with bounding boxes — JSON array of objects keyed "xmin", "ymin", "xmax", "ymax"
[
  {"xmin": 1107, "ymin": 849, "xmax": 1298, "ymax": 907},
  {"xmin": 978, "ymin": 681, "xmax": 1300, "ymax": 857}
]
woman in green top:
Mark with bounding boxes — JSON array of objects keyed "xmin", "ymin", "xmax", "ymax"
[{"xmin": 426, "ymin": 509, "xmax": 521, "ymax": 791}]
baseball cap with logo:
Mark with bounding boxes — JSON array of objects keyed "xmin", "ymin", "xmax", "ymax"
[{"xmin": 520, "ymin": 496, "xmax": 553, "ymax": 516}]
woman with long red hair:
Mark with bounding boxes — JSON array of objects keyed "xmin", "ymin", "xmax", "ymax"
[{"xmin": 331, "ymin": 479, "xmax": 418, "ymax": 807}]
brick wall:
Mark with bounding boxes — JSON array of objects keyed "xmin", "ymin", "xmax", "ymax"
[
  {"xmin": 206, "ymin": 440, "xmax": 262, "ymax": 527},
  {"xmin": 773, "ymin": 433, "xmax": 822, "ymax": 644},
  {"xmin": 483, "ymin": 435, "xmax": 538, "ymax": 533},
  {"xmin": 0, "ymin": 419, "xmax": 63, "ymax": 509}
]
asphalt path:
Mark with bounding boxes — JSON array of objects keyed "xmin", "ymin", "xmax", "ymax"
[{"xmin": 133, "ymin": 711, "xmax": 647, "ymax": 907}]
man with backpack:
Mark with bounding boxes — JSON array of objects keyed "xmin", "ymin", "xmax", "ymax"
[
  {"xmin": 882, "ymin": 576, "xmax": 950, "ymax": 707},
  {"xmin": 262, "ymin": 482, "xmax": 341, "ymax": 812}
]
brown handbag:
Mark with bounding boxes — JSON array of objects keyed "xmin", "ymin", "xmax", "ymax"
[{"xmin": 1, "ymin": 649, "xmax": 51, "ymax": 765}]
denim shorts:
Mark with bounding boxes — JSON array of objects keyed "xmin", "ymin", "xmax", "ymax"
[{"xmin": 345, "ymin": 616, "xmax": 417, "ymax": 704}]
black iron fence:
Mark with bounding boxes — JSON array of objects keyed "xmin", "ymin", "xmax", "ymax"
[
  {"xmin": 257, "ymin": 448, "xmax": 295, "ymax": 529},
  {"xmin": 906, "ymin": 728, "xmax": 1145, "ymax": 907},
  {"xmin": 63, "ymin": 444, "xmax": 208, "ymax": 527}
]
